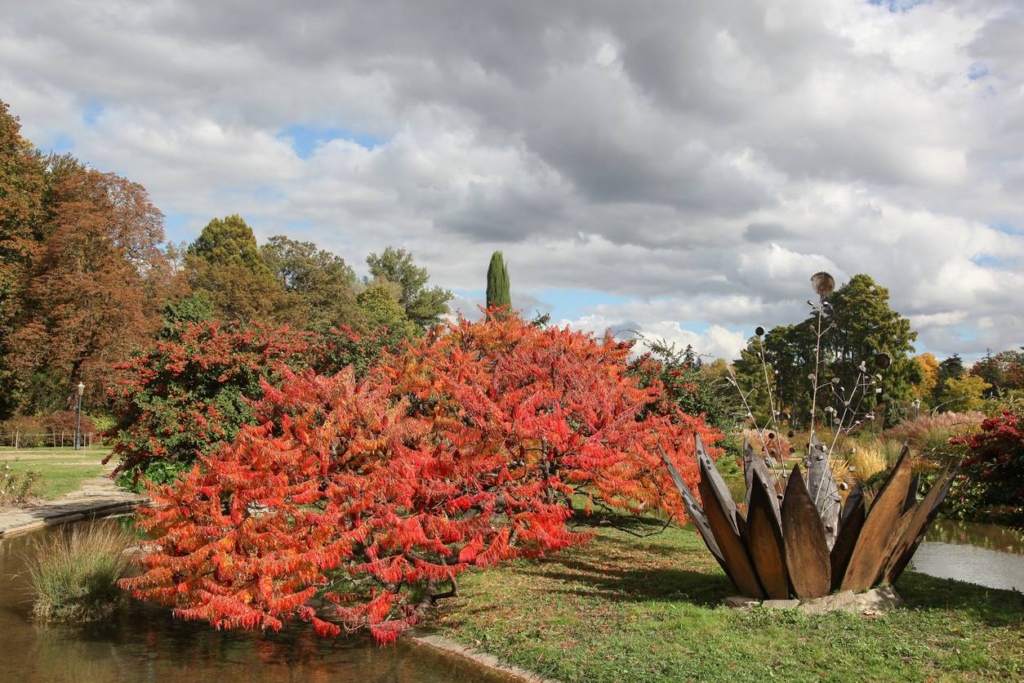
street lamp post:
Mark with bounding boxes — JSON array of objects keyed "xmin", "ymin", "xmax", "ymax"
[
  {"xmin": 75, "ymin": 381, "xmax": 85, "ymax": 451},
  {"xmin": 911, "ymin": 398, "xmax": 920, "ymax": 420}
]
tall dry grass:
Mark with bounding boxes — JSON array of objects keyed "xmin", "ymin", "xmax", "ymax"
[{"xmin": 25, "ymin": 522, "xmax": 133, "ymax": 622}]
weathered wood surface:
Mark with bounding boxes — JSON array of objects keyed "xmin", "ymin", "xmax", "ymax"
[
  {"xmin": 781, "ymin": 465, "xmax": 831, "ymax": 599},
  {"xmin": 698, "ymin": 456, "xmax": 766, "ymax": 599},
  {"xmin": 746, "ymin": 467, "xmax": 790, "ymax": 599},
  {"xmin": 807, "ymin": 440, "xmax": 841, "ymax": 549},
  {"xmin": 830, "ymin": 485, "xmax": 865, "ymax": 592},
  {"xmin": 839, "ymin": 444, "xmax": 914, "ymax": 592},
  {"xmin": 658, "ymin": 445, "xmax": 725, "ymax": 565},
  {"xmin": 882, "ymin": 466, "xmax": 959, "ymax": 585},
  {"xmin": 696, "ymin": 435, "xmax": 739, "ymax": 537}
]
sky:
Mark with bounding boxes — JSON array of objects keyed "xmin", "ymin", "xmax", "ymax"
[{"xmin": 2, "ymin": 0, "xmax": 1023, "ymax": 363}]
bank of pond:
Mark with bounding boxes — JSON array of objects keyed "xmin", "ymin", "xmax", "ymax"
[{"xmin": 1, "ymin": 517, "xmax": 1021, "ymax": 683}]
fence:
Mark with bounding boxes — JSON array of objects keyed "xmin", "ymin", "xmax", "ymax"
[{"xmin": 0, "ymin": 431, "xmax": 100, "ymax": 449}]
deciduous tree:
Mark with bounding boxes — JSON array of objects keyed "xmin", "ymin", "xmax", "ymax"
[
  {"xmin": 9, "ymin": 163, "xmax": 169, "ymax": 414},
  {"xmin": 260, "ymin": 235, "xmax": 361, "ymax": 333},
  {"xmin": 366, "ymin": 247, "xmax": 452, "ymax": 328}
]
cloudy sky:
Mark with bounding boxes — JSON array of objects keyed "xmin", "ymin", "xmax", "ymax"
[{"xmin": 3, "ymin": 0, "xmax": 1022, "ymax": 362}]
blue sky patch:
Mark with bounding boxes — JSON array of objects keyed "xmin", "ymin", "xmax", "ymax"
[
  {"xmin": 867, "ymin": 0, "xmax": 929, "ymax": 12},
  {"xmin": 968, "ymin": 63, "xmax": 990, "ymax": 81},
  {"xmin": 82, "ymin": 100, "xmax": 104, "ymax": 126},
  {"xmin": 276, "ymin": 124, "xmax": 384, "ymax": 160}
]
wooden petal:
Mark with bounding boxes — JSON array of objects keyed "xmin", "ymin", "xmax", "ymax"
[
  {"xmin": 839, "ymin": 443, "xmax": 914, "ymax": 592},
  {"xmin": 806, "ymin": 440, "xmax": 841, "ymax": 549},
  {"xmin": 658, "ymin": 444, "xmax": 725, "ymax": 566},
  {"xmin": 830, "ymin": 488, "xmax": 865, "ymax": 592},
  {"xmin": 696, "ymin": 434, "xmax": 739, "ymax": 537},
  {"xmin": 747, "ymin": 467, "xmax": 790, "ymax": 599},
  {"xmin": 698, "ymin": 459, "xmax": 766, "ymax": 599},
  {"xmin": 882, "ymin": 466, "xmax": 959, "ymax": 585},
  {"xmin": 781, "ymin": 465, "xmax": 831, "ymax": 599}
]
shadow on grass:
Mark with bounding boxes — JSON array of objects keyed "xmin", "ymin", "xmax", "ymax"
[
  {"xmin": 512, "ymin": 530, "xmax": 731, "ymax": 607},
  {"xmin": 896, "ymin": 571, "xmax": 1024, "ymax": 628}
]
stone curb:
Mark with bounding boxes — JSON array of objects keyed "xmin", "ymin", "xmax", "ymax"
[
  {"xmin": 406, "ymin": 629, "xmax": 563, "ymax": 683},
  {"xmin": 0, "ymin": 497, "xmax": 149, "ymax": 538}
]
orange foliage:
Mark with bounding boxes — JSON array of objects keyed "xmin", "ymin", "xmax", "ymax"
[{"xmin": 123, "ymin": 315, "xmax": 720, "ymax": 643}]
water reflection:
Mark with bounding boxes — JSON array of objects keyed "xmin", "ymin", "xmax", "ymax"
[
  {"xmin": 912, "ymin": 520, "xmax": 1024, "ymax": 593},
  {"xmin": 0, "ymin": 525, "xmax": 514, "ymax": 683}
]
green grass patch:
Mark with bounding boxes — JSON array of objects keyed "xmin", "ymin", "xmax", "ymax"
[
  {"xmin": 0, "ymin": 447, "xmax": 109, "ymax": 499},
  {"xmin": 430, "ymin": 514, "xmax": 1024, "ymax": 683},
  {"xmin": 25, "ymin": 521, "xmax": 133, "ymax": 622}
]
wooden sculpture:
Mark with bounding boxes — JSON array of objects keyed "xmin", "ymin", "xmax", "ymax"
[{"xmin": 663, "ymin": 436, "xmax": 958, "ymax": 600}]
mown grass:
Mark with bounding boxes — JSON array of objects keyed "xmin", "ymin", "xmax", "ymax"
[
  {"xmin": 25, "ymin": 521, "xmax": 133, "ymax": 622},
  {"xmin": 430, "ymin": 513, "xmax": 1024, "ymax": 683},
  {"xmin": 0, "ymin": 447, "xmax": 109, "ymax": 499}
]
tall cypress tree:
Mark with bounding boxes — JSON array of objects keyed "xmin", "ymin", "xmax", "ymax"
[{"xmin": 486, "ymin": 250, "xmax": 511, "ymax": 313}]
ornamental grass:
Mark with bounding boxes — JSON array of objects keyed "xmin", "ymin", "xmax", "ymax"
[{"xmin": 26, "ymin": 521, "xmax": 133, "ymax": 622}]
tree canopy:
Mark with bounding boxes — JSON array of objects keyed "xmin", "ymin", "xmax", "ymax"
[
  {"xmin": 366, "ymin": 246, "xmax": 452, "ymax": 328},
  {"xmin": 734, "ymin": 274, "xmax": 921, "ymax": 430}
]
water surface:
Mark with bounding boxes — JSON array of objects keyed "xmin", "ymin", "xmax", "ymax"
[
  {"xmin": 0, "ymin": 524, "xmax": 516, "ymax": 683},
  {"xmin": 912, "ymin": 520, "xmax": 1024, "ymax": 592}
]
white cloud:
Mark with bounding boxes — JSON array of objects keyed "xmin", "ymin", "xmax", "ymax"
[{"xmin": 2, "ymin": 0, "xmax": 1023, "ymax": 360}]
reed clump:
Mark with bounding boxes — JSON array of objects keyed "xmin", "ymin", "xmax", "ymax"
[{"xmin": 26, "ymin": 522, "xmax": 133, "ymax": 622}]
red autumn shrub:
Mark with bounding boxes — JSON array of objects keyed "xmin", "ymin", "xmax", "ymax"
[
  {"xmin": 122, "ymin": 315, "xmax": 721, "ymax": 643},
  {"xmin": 952, "ymin": 409, "xmax": 1024, "ymax": 526}
]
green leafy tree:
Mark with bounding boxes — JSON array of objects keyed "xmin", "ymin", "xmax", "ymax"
[
  {"xmin": 185, "ymin": 215, "xmax": 287, "ymax": 323},
  {"xmin": 735, "ymin": 274, "xmax": 920, "ymax": 430},
  {"xmin": 356, "ymin": 281, "xmax": 417, "ymax": 347},
  {"xmin": 485, "ymin": 250, "xmax": 511, "ymax": 313},
  {"xmin": 260, "ymin": 235, "xmax": 362, "ymax": 333},
  {"xmin": 933, "ymin": 353, "xmax": 966, "ymax": 408},
  {"xmin": 939, "ymin": 375, "xmax": 991, "ymax": 413},
  {"xmin": 365, "ymin": 247, "xmax": 452, "ymax": 328}
]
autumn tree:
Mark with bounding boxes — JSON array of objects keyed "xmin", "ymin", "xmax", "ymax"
[
  {"xmin": 0, "ymin": 99, "xmax": 45, "ymax": 418},
  {"xmin": 914, "ymin": 352, "xmax": 940, "ymax": 407},
  {"xmin": 9, "ymin": 161, "xmax": 170, "ymax": 414},
  {"xmin": 970, "ymin": 348, "xmax": 1024, "ymax": 399},
  {"xmin": 123, "ymin": 314, "xmax": 721, "ymax": 643},
  {"xmin": 185, "ymin": 215, "xmax": 287, "ymax": 323},
  {"xmin": 366, "ymin": 247, "xmax": 452, "ymax": 328},
  {"xmin": 260, "ymin": 235, "xmax": 362, "ymax": 333}
]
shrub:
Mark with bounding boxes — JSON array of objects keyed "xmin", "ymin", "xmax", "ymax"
[
  {"xmin": 0, "ymin": 462, "xmax": 41, "ymax": 507},
  {"xmin": 123, "ymin": 314, "xmax": 721, "ymax": 644},
  {"xmin": 107, "ymin": 320, "xmax": 317, "ymax": 487},
  {"xmin": 26, "ymin": 522, "xmax": 133, "ymax": 622},
  {"xmin": 0, "ymin": 415, "xmax": 45, "ymax": 448},
  {"xmin": 952, "ymin": 409, "xmax": 1024, "ymax": 526}
]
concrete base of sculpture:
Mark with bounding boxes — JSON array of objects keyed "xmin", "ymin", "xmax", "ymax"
[{"xmin": 724, "ymin": 586, "xmax": 902, "ymax": 616}]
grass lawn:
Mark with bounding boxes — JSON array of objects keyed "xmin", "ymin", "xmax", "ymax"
[
  {"xmin": 0, "ymin": 446, "xmax": 110, "ymax": 499},
  {"xmin": 430, "ymin": 512, "xmax": 1024, "ymax": 683}
]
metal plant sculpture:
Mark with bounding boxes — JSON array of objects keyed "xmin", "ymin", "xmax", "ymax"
[{"xmin": 662, "ymin": 273, "xmax": 959, "ymax": 600}]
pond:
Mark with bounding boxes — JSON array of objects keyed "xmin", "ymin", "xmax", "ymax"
[
  {"xmin": 912, "ymin": 520, "xmax": 1024, "ymax": 592},
  {"xmin": 0, "ymin": 523, "xmax": 518, "ymax": 683}
]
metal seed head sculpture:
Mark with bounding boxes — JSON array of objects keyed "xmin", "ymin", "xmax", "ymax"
[{"xmin": 662, "ymin": 273, "xmax": 958, "ymax": 600}]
